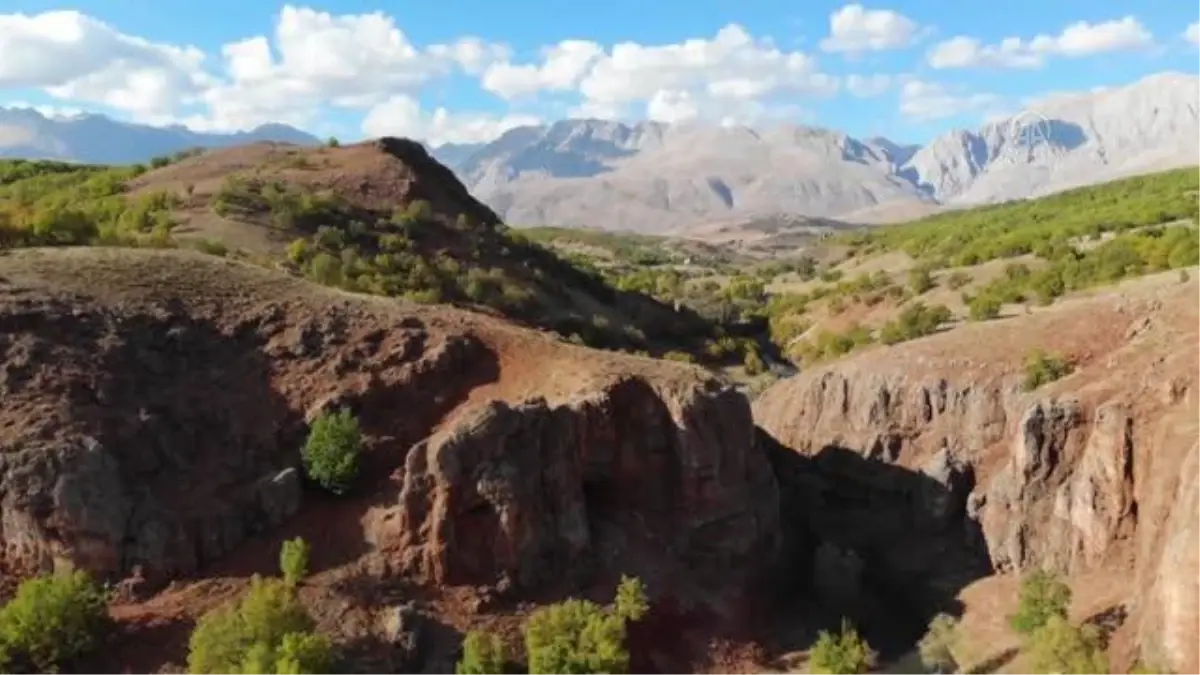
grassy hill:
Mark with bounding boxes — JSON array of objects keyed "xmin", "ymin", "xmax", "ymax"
[
  {"xmin": 517, "ymin": 167, "xmax": 1199, "ymax": 371},
  {"xmin": 2, "ymin": 144, "xmax": 1194, "ymax": 384},
  {"xmin": 0, "ymin": 141, "xmax": 763, "ymax": 368}
]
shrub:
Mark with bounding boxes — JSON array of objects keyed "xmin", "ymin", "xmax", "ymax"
[
  {"xmin": 301, "ymin": 409, "xmax": 363, "ymax": 495},
  {"xmin": 0, "ymin": 571, "xmax": 109, "ymax": 673},
  {"xmin": 326, "ymin": 137, "xmax": 340, "ymax": 148},
  {"xmin": 917, "ymin": 613, "xmax": 959, "ymax": 673},
  {"xmin": 968, "ymin": 294, "xmax": 1003, "ymax": 321},
  {"xmin": 613, "ymin": 575, "xmax": 649, "ymax": 622},
  {"xmin": 524, "ymin": 599, "xmax": 628, "ymax": 674},
  {"xmin": 908, "ymin": 266, "xmax": 936, "ymax": 294},
  {"xmin": 523, "ymin": 577, "xmax": 648, "ymax": 674},
  {"xmin": 457, "ymin": 631, "xmax": 506, "ymax": 674},
  {"xmin": 808, "ymin": 620, "xmax": 874, "ymax": 675},
  {"xmin": 280, "ymin": 537, "xmax": 311, "ymax": 587},
  {"xmin": 186, "ymin": 575, "xmax": 332, "ymax": 674},
  {"xmin": 743, "ymin": 348, "xmax": 767, "ymax": 375},
  {"xmin": 1022, "ymin": 350, "xmax": 1074, "ymax": 391},
  {"xmin": 879, "ymin": 302, "xmax": 951, "ymax": 345},
  {"xmin": 1010, "ymin": 569, "xmax": 1071, "ymax": 636},
  {"xmin": 946, "ymin": 270, "xmax": 972, "ymax": 290},
  {"xmin": 1026, "ymin": 615, "xmax": 1108, "ymax": 674}
]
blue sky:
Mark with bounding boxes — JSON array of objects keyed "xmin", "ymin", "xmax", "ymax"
[{"xmin": 1, "ymin": 1, "xmax": 1197, "ymax": 145}]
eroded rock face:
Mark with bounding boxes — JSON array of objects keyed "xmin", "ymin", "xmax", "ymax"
[
  {"xmin": 374, "ymin": 377, "xmax": 780, "ymax": 594},
  {"xmin": 753, "ymin": 286, "xmax": 1199, "ymax": 671},
  {"xmin": 0, "ymin": 295, "xmax": 488, "ymax": 582}
]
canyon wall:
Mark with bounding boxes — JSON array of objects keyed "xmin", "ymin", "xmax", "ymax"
[{"xmin": 754, "ymin": 280, "xmax": 1199, "ymax": 671}]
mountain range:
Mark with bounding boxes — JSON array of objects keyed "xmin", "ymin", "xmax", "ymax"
[
  {"xmin": 2, "ymin": 71, "xmax": 1196, "ymax": 233},
  {"xmin": 0, "ymin": 107, "xmax": 319, "ymax": 165}
]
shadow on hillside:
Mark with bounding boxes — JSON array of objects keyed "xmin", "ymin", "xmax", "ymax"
[{"xmin": 758, "ymin": 428, "xmax": 993, "ymax": 661}]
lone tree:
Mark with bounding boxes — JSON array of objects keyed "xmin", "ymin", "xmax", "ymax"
[
  {"xmin": 1010, "ymin": 569, "xmax": 1072, "ymax": 636},
  {"xmin": 1026, "ymin": 615, "xmax": 1108, "ymax": 674},
  {"xmin": 186, "ymin": 575, "xmax": 332, "ymax": 674},
  {"xmin": 808, "ymin": 620, "xmax": 874, "ymax": 675},
  {"xmin": 523, "ymin": 575, "xmax": 650, "ymax": 674},
  {"xmin": 301, "ymin": 408, "xmax": 363, "ymax": 495},
  {"xmin": 0, "ymin": 570, "xmax": 109, "ymax": 673},
  {"xmin": 456, "ymin": 630, "xmax": 506, "ymax": 674},
  {"xmin": 917, "ymin": 613, "xmax": 960, "ymax": 674},
  {"xmin": 280, "ymin": 537, "xmax": 311, "ymax": 587}
]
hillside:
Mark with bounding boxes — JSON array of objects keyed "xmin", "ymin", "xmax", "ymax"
[
  {"xmin": 0, "ymin": 107, "xmax": 318, "ymax": 164},
  {"xmin": 0, "ymin": 140, "xmax": 760, "ymax": 369},
  {"xmin": 0, "ymin": 246, "xmax": 779, "ymax": 673},
  {"xmin": 516, "ymin": 167, "xmax": 1198, "ymax": 384},
  {"xmin": 430, "ymin": 71, "xmax": 1198, "ymax": 232},
  {"xmin": 0, "ymin": 128, "xmax": 1196, "ymax": 673}
]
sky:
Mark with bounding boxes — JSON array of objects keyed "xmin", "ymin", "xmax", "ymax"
[{"xmin": 1, "ymin": 1, "xmax": 1197, "ymax": 146}]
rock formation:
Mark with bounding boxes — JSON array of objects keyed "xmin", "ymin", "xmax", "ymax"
[
  {"xmin": 0, "ymin": 248, "xmax": 779, "ymax": 610},
  {"xmin": 754, "ymin": 279, "xmax": 1199, "ymax": 671}
]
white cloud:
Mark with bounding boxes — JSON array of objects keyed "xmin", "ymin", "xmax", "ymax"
[
  {"xmin": 361, "ymin": 95, "xmax": 539, "ymax": 146},
  {"xmin": 928, "ymin": 16, "xmax": 1155, "ymax": 69},
  {"xmin": 819, "ymin": 4, "xmax": 921, "ymax": 53},
  {"xmin": 0, "ymin": 10, "xmax": 212, "ymax": 117},
  {"xmin": 482, "ymin": 40, "xmax": 603, "ymax": 98},
  {"xmin": 485, "ymin": 24, "xmax": 838, "ymax": 126},
  {"xmin": 899, "ymin": 79, "xmax": 1000, "ymax": 121},
  {"xmin": 0, "ymin": 5, "xmax": 512, "ymax": 141},
  {"xmin": 845, "ymin": 74, "xmax": 891, "ymax": 97},
  {"xmin": 1185, "ymin": 22, "xmax": 1200, "ymax": 47}
]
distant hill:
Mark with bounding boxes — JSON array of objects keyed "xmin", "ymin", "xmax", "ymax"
[
  {"xmin": 0, "ymin": 107, "xmax": 318, "ymax": 164},
  {"xmin": 427, "ymin": 71, "xmax": 1199, "ymax": 232}
]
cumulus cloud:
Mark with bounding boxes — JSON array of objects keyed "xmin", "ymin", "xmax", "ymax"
[
  {"xmin": 0, "ymin": 5, "xmax": 511, "ymax": 137},
  {"xmin": 0, "ymin": 10, "xmax": 212, "ymax": 117},
  {"xmin": 899, "ymin": 79, "xmax": 1000, "ymax": 121},
  {"xmin": 819, "ymin": 4, "xmax": 922, "ymax": 53},
  {"xmin": 485, "ymin": 24, "xmax": 838, "ymax": 125},
  {"xmin": 361, "ymin": 95, "xmax": 539, "ymax": 146},
  {"xmin": 928, "ymin": 16, "xmax": 1155, "ymax": 69},
  {"xmin": 1185, "ymin": 22, "xmax": 1200, "ymax": 47}
]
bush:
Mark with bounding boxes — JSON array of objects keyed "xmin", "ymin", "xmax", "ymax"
[
  {"xmin": 280, "ymin": 537, "xmax": 311, "ymax": 587},
  {"xmin": 743, "ymin": 348, "xmax": 767, "ymax": 375},
  {"xmin": 187, "ymin": 575, "xmax": 332, "ymax": 674},
  {"xmin": 301, "ymin": 408, "xmax": 363, "ymax": 495},
  {"xmin": 879, "ymin": 302, "xmax": 951, "ymax": 345},
  {"xmin": 917, "ymin": 613, "xmax": 959, "ymax": 673},
  {"xmin": 524, "ymin": 599, "xmax": 628, "ymax": 674},
  {"xmin": 946, "ymin": 270, "xmax": 972, "ymax": 290},
  {"xmin": 808, "ymin": 620, "xmax": 874, "ymax": 674},
  {"xmin": 613, "ymin": 575, "xmax": 649, "ymax": 622},
  {"xmin": 968, "ymin": 294, "xmax": 1003, "ymax": 321},
  {"xmin": 1022, "ymin": 350, "xmax": 1074, "ymax": 391},
  {"xmin": 0, "ymin": 571, "xmax": 109, "ymax": 673},
  {"xmin": 457, "ymin": 631, "xmax": 506, "ymax": 674},
  {"xmin": 1010, "ymin": 569, "xmax": 1071, "ymax": 636},
  {"xmin": 908, "ymin": 266, "xmax": 936, "ymax": 294},
  {"xmin": 1026, "ymin": 615, "xmax": 1108, "ymax": 674},
  {"xmin": 523, "ymin": 577, "xmax": 648, "ymax": 674}
]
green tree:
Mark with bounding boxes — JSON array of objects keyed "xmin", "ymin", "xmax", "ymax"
[
  {"xmin": 301, "ymin": 408, "xmax": 363, "ymax": 495},
  {"xmin": 0, "ymin": 570, "xmax": 109, "ymax": 673},
  {"xmin": 524, "ymin": 599, "xmax": 628, "ymax": 674},
  {"xmin": 613, "ymin": 575, "xmax": 649, "ymax": 622},
  {"xmin": 279, "ymin": 537, "xmax": 311, "ymax": 587},
  {"xmin": 968, "ymin": 294, "xmax": 1003, "ymax": 321},
  {"xmin": 457, "ymin": 630, "xmax": 506, "ymax": 674},
  {"xmin": 187, "ymin": 575, "xmax": 332, "ymax": 674},
  {"xmin": 1010, "ymin": 569, "xmax": 1072, "ymax": 636},
  {"xmin": 808, "ymin": 620, "xmax": 874, "ymax": 674},
  {"xmin": 1026, "ymin": 615, "xmax": 1108, "ymax": 674}
]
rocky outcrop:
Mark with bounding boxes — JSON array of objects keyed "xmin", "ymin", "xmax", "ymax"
[
  {"xmin": 753, "ymin": 282, "xmax": 1199, "ymax": 671},
  {"xmin": 0, "ymin": 289, "xmax": 485, "ymax": 582},
  {"xmin": 0, "ymin": 249, "xmax": 780, "ymax": 613},
  {"xmin": 372, "ymin": 376, "xmax": 780, "ymax": 594}
]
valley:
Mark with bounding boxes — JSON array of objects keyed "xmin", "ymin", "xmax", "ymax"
[{"xmin": 0, "ymin": 135, "xmax": 1196, "ymax": 674}]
